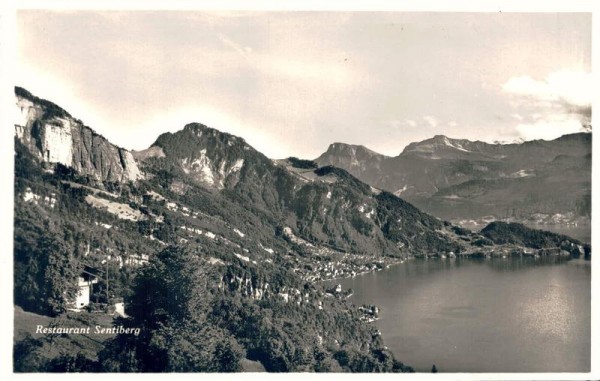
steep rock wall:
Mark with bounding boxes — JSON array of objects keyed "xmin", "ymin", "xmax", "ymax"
[{"xmin": 14, "ymin": 89, "xmax": 142, "ymax": 184}]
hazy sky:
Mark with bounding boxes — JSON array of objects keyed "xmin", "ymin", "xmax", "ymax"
[{"xmin": 16, "ymin": 11, "xmax": 591, "ymax": 158}]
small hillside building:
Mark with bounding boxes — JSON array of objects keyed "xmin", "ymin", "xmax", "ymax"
[{"xmin": 74, "ymin": 267, "xmax": 100, "ymax": 309}]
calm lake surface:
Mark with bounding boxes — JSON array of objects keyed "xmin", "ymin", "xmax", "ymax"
[{"xmin": 332, "ymin": 256, "xmax": 590, "ymax": 372}]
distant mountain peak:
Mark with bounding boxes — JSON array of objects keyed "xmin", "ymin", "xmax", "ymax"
[
  {"xmin": 315, "ymin": 142, "xmax": 388, "ymax": 186},
  {"xmin": 402, "ymin": 135, "xmax": 475, "ymax": 155},
  {"xmin": 316, "ymin": 142, "xmax": 388, "ymax": 171},
  {"xmin": 324, "ymin": 142, "xmax": 385, "ymax": 158}
]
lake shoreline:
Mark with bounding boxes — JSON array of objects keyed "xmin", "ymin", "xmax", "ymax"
[{"xmin": 332, "ymin": 255, "xmax": 591, "ymax": 372}]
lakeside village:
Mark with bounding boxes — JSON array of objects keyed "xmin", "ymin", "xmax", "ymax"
[
  {"xmin": 67, "ymin": 245, "xmax": 390, "ymax": 325},
  {"xmin": 66, "ymin": 220, "xmax": 586, "ymax": 324}
]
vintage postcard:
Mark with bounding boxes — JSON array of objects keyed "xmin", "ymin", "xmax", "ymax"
[{"xmin": 1, "ymin": 1, "xmax": 597, "ymax": 379}]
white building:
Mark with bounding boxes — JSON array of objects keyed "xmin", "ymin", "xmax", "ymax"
[{"xmin": 74, "ymin": 270, "xmax": 99, "ymax": 309}]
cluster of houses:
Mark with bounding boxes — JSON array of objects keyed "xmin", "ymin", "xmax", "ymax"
[{"xmin": 295, "ymin": 254, "xmax": 392, "ymax": 283}]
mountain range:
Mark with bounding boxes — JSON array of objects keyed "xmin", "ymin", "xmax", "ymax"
[
  {"xmin": 316, "ymin": 133, "xmax": 591, "ymax": 226},
  {"xmin": 12, "ymin": 86, "xmax": 590, "ymax": 372}
]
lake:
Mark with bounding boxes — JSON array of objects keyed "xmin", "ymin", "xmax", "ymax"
[{"xmin": 331, "ymin": 256, "xmax": 590, "ymax": 372}]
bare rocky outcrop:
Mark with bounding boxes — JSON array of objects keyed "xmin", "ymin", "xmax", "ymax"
[{"xmin": 14, "ymin": 87, "xmax": 142, "ymax": 184}]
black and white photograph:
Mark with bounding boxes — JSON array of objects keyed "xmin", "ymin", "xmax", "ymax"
[{"xmin": 1, "ymin": 2, "xmax": 597, "ymax": 377}]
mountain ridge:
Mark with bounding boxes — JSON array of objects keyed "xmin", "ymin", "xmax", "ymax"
[
  {"xmin": 316, "ymin": 131, "xmax": 591, "ymax": 225},
  {"xmin": 13, "ymin": 85, "xmax": 589, "ymax": 262}
]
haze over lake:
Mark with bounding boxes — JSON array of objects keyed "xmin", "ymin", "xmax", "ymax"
[{"xmin": 332, "ymin": 256, "xmax": 590, "ymax": 372}]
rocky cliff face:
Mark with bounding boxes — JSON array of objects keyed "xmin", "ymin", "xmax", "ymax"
[
  {"xmin": 150, "ymin": 123, "xmax": 251, "ymax": 190},
  {"xmin": 14, "ymin": 87, "xmax": 142, "ymax": 184}
]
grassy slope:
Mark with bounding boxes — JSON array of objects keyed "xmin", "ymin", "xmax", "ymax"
[{"xmin": 14, "ymin": 306, "xmax": 116, "ymax": 363}]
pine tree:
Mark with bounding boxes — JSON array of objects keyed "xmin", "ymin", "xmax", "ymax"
[
  {"xmin": 99, "ymin": 246, "xmax": 240, "ymax": 372},
  {"xmin": 41, "ymin": 235, "xmax": 80, "ymax": 316}
]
